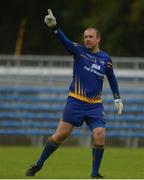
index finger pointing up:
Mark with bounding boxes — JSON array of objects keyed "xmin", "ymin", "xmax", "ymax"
[{"xmin": 48, "ymin": 9, "xmax": 53, "ymax": 17}]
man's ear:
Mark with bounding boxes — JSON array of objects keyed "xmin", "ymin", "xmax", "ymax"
[{"xmin": 97, "ymin": 37, "xmax": 101, "ymax": 43}]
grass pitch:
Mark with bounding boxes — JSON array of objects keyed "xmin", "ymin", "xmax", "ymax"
[{"xmin": 0, "ymin": 146, "xmax": 144, "ymax": 179}]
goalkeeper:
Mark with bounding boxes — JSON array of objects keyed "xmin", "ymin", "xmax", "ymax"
[{"xmin": 26, "ymin": 9, "xmax": 123, "ymax": 178}]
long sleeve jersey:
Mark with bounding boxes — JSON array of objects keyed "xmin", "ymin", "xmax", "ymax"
[{"xmin": 55, "ymin": 28, "xmax": 120, "ymax": 103}]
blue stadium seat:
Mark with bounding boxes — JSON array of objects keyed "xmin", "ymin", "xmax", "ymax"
[{"xmin": 0, "ymin": 86, "xmax": 144, "ymax": 138}]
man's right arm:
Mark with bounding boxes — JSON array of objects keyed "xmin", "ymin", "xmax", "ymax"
[
  {"xmin": 55, "ymin": 28, "xmax": 79, "ymax": 55},
  {"xmin": 44, "ymin": 9, "xmax": 79, "ymax": 55}
]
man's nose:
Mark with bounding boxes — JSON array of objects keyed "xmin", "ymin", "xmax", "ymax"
[{"xmin": 86, "ymin": 37, "xmax": 91, "ymax": 41}]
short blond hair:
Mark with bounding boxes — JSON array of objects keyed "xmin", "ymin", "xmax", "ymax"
[{"xmin": 85, "ymin": 27, "xmax": 101, "ymax": 39}]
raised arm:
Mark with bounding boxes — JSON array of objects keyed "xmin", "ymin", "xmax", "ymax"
[{"xmin": 44, "ymin": 9, "xmax": 79, "ymax": 55}]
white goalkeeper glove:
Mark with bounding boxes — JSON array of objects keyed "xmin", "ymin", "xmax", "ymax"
[
  {"xmin": 114, "ymin": 98, "xmax": 123, "ymax": 115},
  {"xmin": 44, "ymin": 9, "xmax": 57, "ymax": 28}
]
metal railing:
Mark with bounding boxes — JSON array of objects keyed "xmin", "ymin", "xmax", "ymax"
[
  {"xmin": 0, "ymin": 55, "xmax": 144, "ymax": 69},
  {"xmin": 0, "ymin": 55, "xmax": 143, "ymax": 87}
]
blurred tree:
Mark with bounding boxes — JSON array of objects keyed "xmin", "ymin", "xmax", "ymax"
[
  {"xmin": 0, "ymin": 0, "xmax": 143, "ymax": 56},
  {"xmin": 81, "ymin": 0, "xmax": 144, "ymax": 56}
]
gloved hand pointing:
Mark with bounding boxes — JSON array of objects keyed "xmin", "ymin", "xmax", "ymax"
[
  {"xmin": 114, "ymin": 98, "xmax": 123, "ymax": 115},
  {"xmin": 44, "ymin": 9, "xmax": 57, "ymax": 28}
]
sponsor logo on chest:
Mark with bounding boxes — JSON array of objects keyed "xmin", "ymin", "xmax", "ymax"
[{"xmin": 91, "ymin": 63, "xmax": 101, "ymax": 70}]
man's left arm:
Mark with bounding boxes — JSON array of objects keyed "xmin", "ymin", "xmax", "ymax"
[{"xmin": 106, "ymin": 59, "xmax": 123, "ymax": 115}]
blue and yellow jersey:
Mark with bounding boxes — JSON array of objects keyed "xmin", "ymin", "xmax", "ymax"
[{"xmin": 56, "ymin": 29, "xmax": 120, "ymax": 103}]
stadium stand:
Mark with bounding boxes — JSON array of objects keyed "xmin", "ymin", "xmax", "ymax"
[
  {"xmin": 0, "ymin": 87, "xmax": 144, "ymax": 147},
  {"xmin": 0, "ymin": 55, "xmax": 144, "ymax": 147}
]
